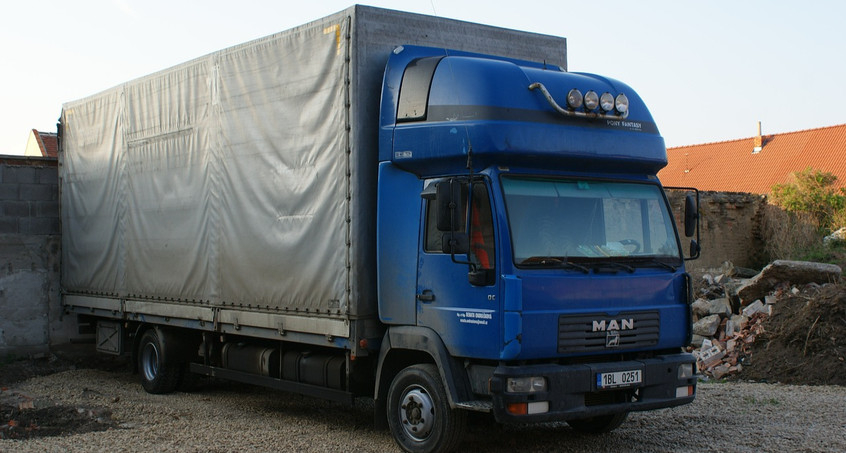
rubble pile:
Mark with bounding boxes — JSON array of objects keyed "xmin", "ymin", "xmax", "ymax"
[{"xmin": 689, "ymin": 260, "xmax": 843, "ymax": 381}]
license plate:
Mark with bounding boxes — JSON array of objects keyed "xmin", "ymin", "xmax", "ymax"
[{"xmin": 597, "ymin": 369, "xmax": 642, "ymax": 389}]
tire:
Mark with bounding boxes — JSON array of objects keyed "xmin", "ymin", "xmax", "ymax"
[
  {"xmin": 567, "ymin": 412, "xmax": 629, "ymax": 433},
  {"xmin": 387, "ymin": 364, "xmax": 467, "ymax": 453},
  {"xmin": 137, "ymin": 328, "xmax": 183, "ymax": 394}
]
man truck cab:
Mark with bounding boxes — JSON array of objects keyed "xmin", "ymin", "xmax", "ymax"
[{"xmin": 375, "ymin": 45, "xmax": 697, "ymax": 448}]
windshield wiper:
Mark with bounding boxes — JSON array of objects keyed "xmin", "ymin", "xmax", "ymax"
[
  {"xmin": 590, "ymin": 261, "xmax": 635, "ymax": 274},
  {"xmin": 560, "ymin": 261, "xmax": 591, "ymax": 274},
  {"xmin": 643, "ymin": 258, "xmax": 677, "ymax": 271},
  {"xmin": 620, "ymin": 257, "xmax": 678, "ymax": 272},
  {"xmin": 519, "ymin": 256, "xmax": 590, "ymax": 274}
]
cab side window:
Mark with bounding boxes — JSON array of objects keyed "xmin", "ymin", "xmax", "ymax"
[
  {"xmin": 424, "ymin": 182, "xmax": 495, "ymax": 272},
  {"xmin": 424, "ymin": 199, "xmax": 446, "ymax": 253},
  {"xmin": 469, "ymin": 183, "xmax": 495, "ymax": 270}
]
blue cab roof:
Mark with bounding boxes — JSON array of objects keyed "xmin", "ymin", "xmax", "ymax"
[{"xmin": 379, "ymin": 45, "xmax": 667, "ymax": 177}]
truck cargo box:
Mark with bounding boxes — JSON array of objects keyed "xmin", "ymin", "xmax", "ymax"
[{"xmin": 60, "ymin": 5, "xmax": 567, "ymax": 340}]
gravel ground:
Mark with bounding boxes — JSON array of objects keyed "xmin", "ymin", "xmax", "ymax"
[{"xmin": 1, "ymin": 367, "xmax": 844, "ymax": 452}]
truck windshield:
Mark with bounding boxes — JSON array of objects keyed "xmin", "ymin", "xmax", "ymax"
[{"xmin": 502, "ymin": 177, "xmax": 681, "ymax": 265}]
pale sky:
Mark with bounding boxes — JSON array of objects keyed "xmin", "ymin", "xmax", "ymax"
[{"xmin": 2, "ymin": 0, "xmax": 845, "ymax": 154}]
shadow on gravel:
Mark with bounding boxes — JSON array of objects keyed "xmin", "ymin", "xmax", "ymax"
[
  {"xmin": 0, "ymin": 403, "xmax": 116, "ymax": 440},
  {"xmin": 0, "ymin": 344, "xmax": 130, "ymax": 386}
]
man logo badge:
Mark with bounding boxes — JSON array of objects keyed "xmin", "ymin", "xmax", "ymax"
[
  {"xmin": 592, "ymin": 318, "xmax": 632, "ymax": 348},
  {"xmin": 606, "ymin": 330, "xmax": 620, "ymax": 348}
]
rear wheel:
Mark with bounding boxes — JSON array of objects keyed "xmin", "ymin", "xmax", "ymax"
[
  {"xmin": 567, "ymin": 412, "xmax": 629, "ymax": 433},
  {"xmin": 387, "ymin": 364, "xmax": 466, "ymax": 453},
  {"xmin": 137, "ymin": 328, "xmax": 183, "ymax": 394}
]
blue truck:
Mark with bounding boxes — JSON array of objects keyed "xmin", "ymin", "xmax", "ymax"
[{"xmin": 59, "ymin": 6, "xmax": 699, "ymax": 453}]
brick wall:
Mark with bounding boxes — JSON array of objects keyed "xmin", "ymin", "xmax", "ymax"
[
  {"xmin": 0, "ymin": 156, "xmax": 73, "ymax": 356},
  {"xmin": 667, "ymin": 190, "xmax": 768, "ymax": 271}
]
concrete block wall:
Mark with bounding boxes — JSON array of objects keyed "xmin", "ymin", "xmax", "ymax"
[
  {"xmin": 0, "ymin": 156, "xmax": 73, "ymax": 357},
  {"xmin": 0, "ymin": 158, "xmax": 60, "ymax": 236}
]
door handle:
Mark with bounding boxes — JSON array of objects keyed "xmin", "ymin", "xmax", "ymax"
[{"xmin": 417, "ymin": 289, "xmax": 435, "ymax": 303}]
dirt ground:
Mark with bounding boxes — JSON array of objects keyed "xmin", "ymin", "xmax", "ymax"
[
  {"xmin": 0, "ymin": 347, "xmax": 128, "ymax": 440},
  {"xmin": 0, "ymin": 403, "xmax": 115, "ymax": 440},
  {"xmin": 735, "ymin": 282, "xmax": 846, "ymax": 385}
]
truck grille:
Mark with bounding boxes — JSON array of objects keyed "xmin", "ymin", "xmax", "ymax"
[{"xmin": 557, "ymin": 311, "xmax": 659, "ymax": 353}]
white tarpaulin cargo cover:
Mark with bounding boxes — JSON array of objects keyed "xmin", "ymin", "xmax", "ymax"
[
  {"xmin": 60, "ymin": 6, "xmax": 566, "ymax": 322},
  {"xmin": 63, "ymin": 15, "xmax": 350, "ymax": 316}
]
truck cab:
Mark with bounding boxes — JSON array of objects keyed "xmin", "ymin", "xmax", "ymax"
[{"xmin": 375, "ymin": 45, "xmax": 697, "ymax": 451}]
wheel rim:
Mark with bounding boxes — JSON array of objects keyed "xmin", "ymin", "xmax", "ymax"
[
  {"xmin": 398, "ymin": 386, "xmax": 435, "ymax": 442},
  {"xmin": 141, "ymin": 341, "xmax": 160, "ymax": 382}
]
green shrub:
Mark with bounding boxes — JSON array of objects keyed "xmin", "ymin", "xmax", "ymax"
[{"xmin": 770, "ymin": 167, "xmax": 846, "ymax": 233}]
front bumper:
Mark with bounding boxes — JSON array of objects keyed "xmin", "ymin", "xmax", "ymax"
[{"xmin": 489, "ymin": 353, "xmax": 696, "ymax": 423}]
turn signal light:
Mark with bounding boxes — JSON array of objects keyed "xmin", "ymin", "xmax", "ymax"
[
  {"xmin": 507, "ymin": 402, "xmax": 528, "ymax": 415},
  {"xmin": 506, "ymin": 401, "xmax": 550, "ymax": 415}
]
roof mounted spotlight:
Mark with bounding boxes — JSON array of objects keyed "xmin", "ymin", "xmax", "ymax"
[
  {"xmin": 566, "ymin": 89, "xmax": 583, "ymax": 109},
  {"xmin": 600, "ymin": 92, "xmax": 615, "ymax": 112},
  {"xmin": 584, "ymin": 91, "xmax": 599, "ymax": 111},
  {"xmin": 528, "ymin": 83, "xmax": 617, "ymax": 120},
  {"xmin": 615, "ymin": 93, "xmax": 629, "ymax": 116}
]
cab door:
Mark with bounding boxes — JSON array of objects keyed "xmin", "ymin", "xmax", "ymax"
[{"xmin": 416, "ymin": 179, "xmax": 501, "ymax": 359}]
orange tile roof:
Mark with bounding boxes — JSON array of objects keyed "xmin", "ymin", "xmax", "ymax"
[
  {"xmin": 34, "ymin": 129, "xmax": 59, "ymax": 158},
  {"xmin": 658, "ymin": 123, "xmax": 846, "ymax": 194}
]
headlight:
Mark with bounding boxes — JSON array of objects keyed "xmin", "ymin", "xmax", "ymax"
[
  {"xmin": 506, "ymin": 376, "xmax": 547, "ymax": 393},
  {"xmin": 615, "ymin": 93, "xmax": 629, "ymax": 114},
  {"xmin": 600, "ymin": 92, "xmax": 615, "ymax": 111},
  {"xmin": 567, "ymin": 89, "xmax": 583, "ymax": 109},
  {"xmin": 584, "ymin": 90, "xmax": 599, "ymax": 110},
  {"xmin": 678, "ymin": 363, "xmax": 694, "ymax": 379}
]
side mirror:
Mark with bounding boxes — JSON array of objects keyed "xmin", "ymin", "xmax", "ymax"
[
  {"xmin": 689, "ymin": 239, "xmax": 701, "ymax": 258},
  {"xmin": 684, "ymin": 193, "xmax": 698, "ymax": 238},
  {"xmin": 441, "ymin": 232, "xmax": 469, "ymax": 255},
  {"xmin": 436, "ymin": 180, "xmax": 465, "ymax": 232}
]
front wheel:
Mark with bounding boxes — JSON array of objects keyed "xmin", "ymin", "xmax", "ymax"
[
  {"xmin": 387, "ymin": 364, "xmax": 467, "ymax": 453},
  {"xmin": 567, "ymin": 412, "xmax": 629, "ymax": 433},
  {"xmin": 137, "ymin": 328, "xmax": 183, "ymax": 394}
]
